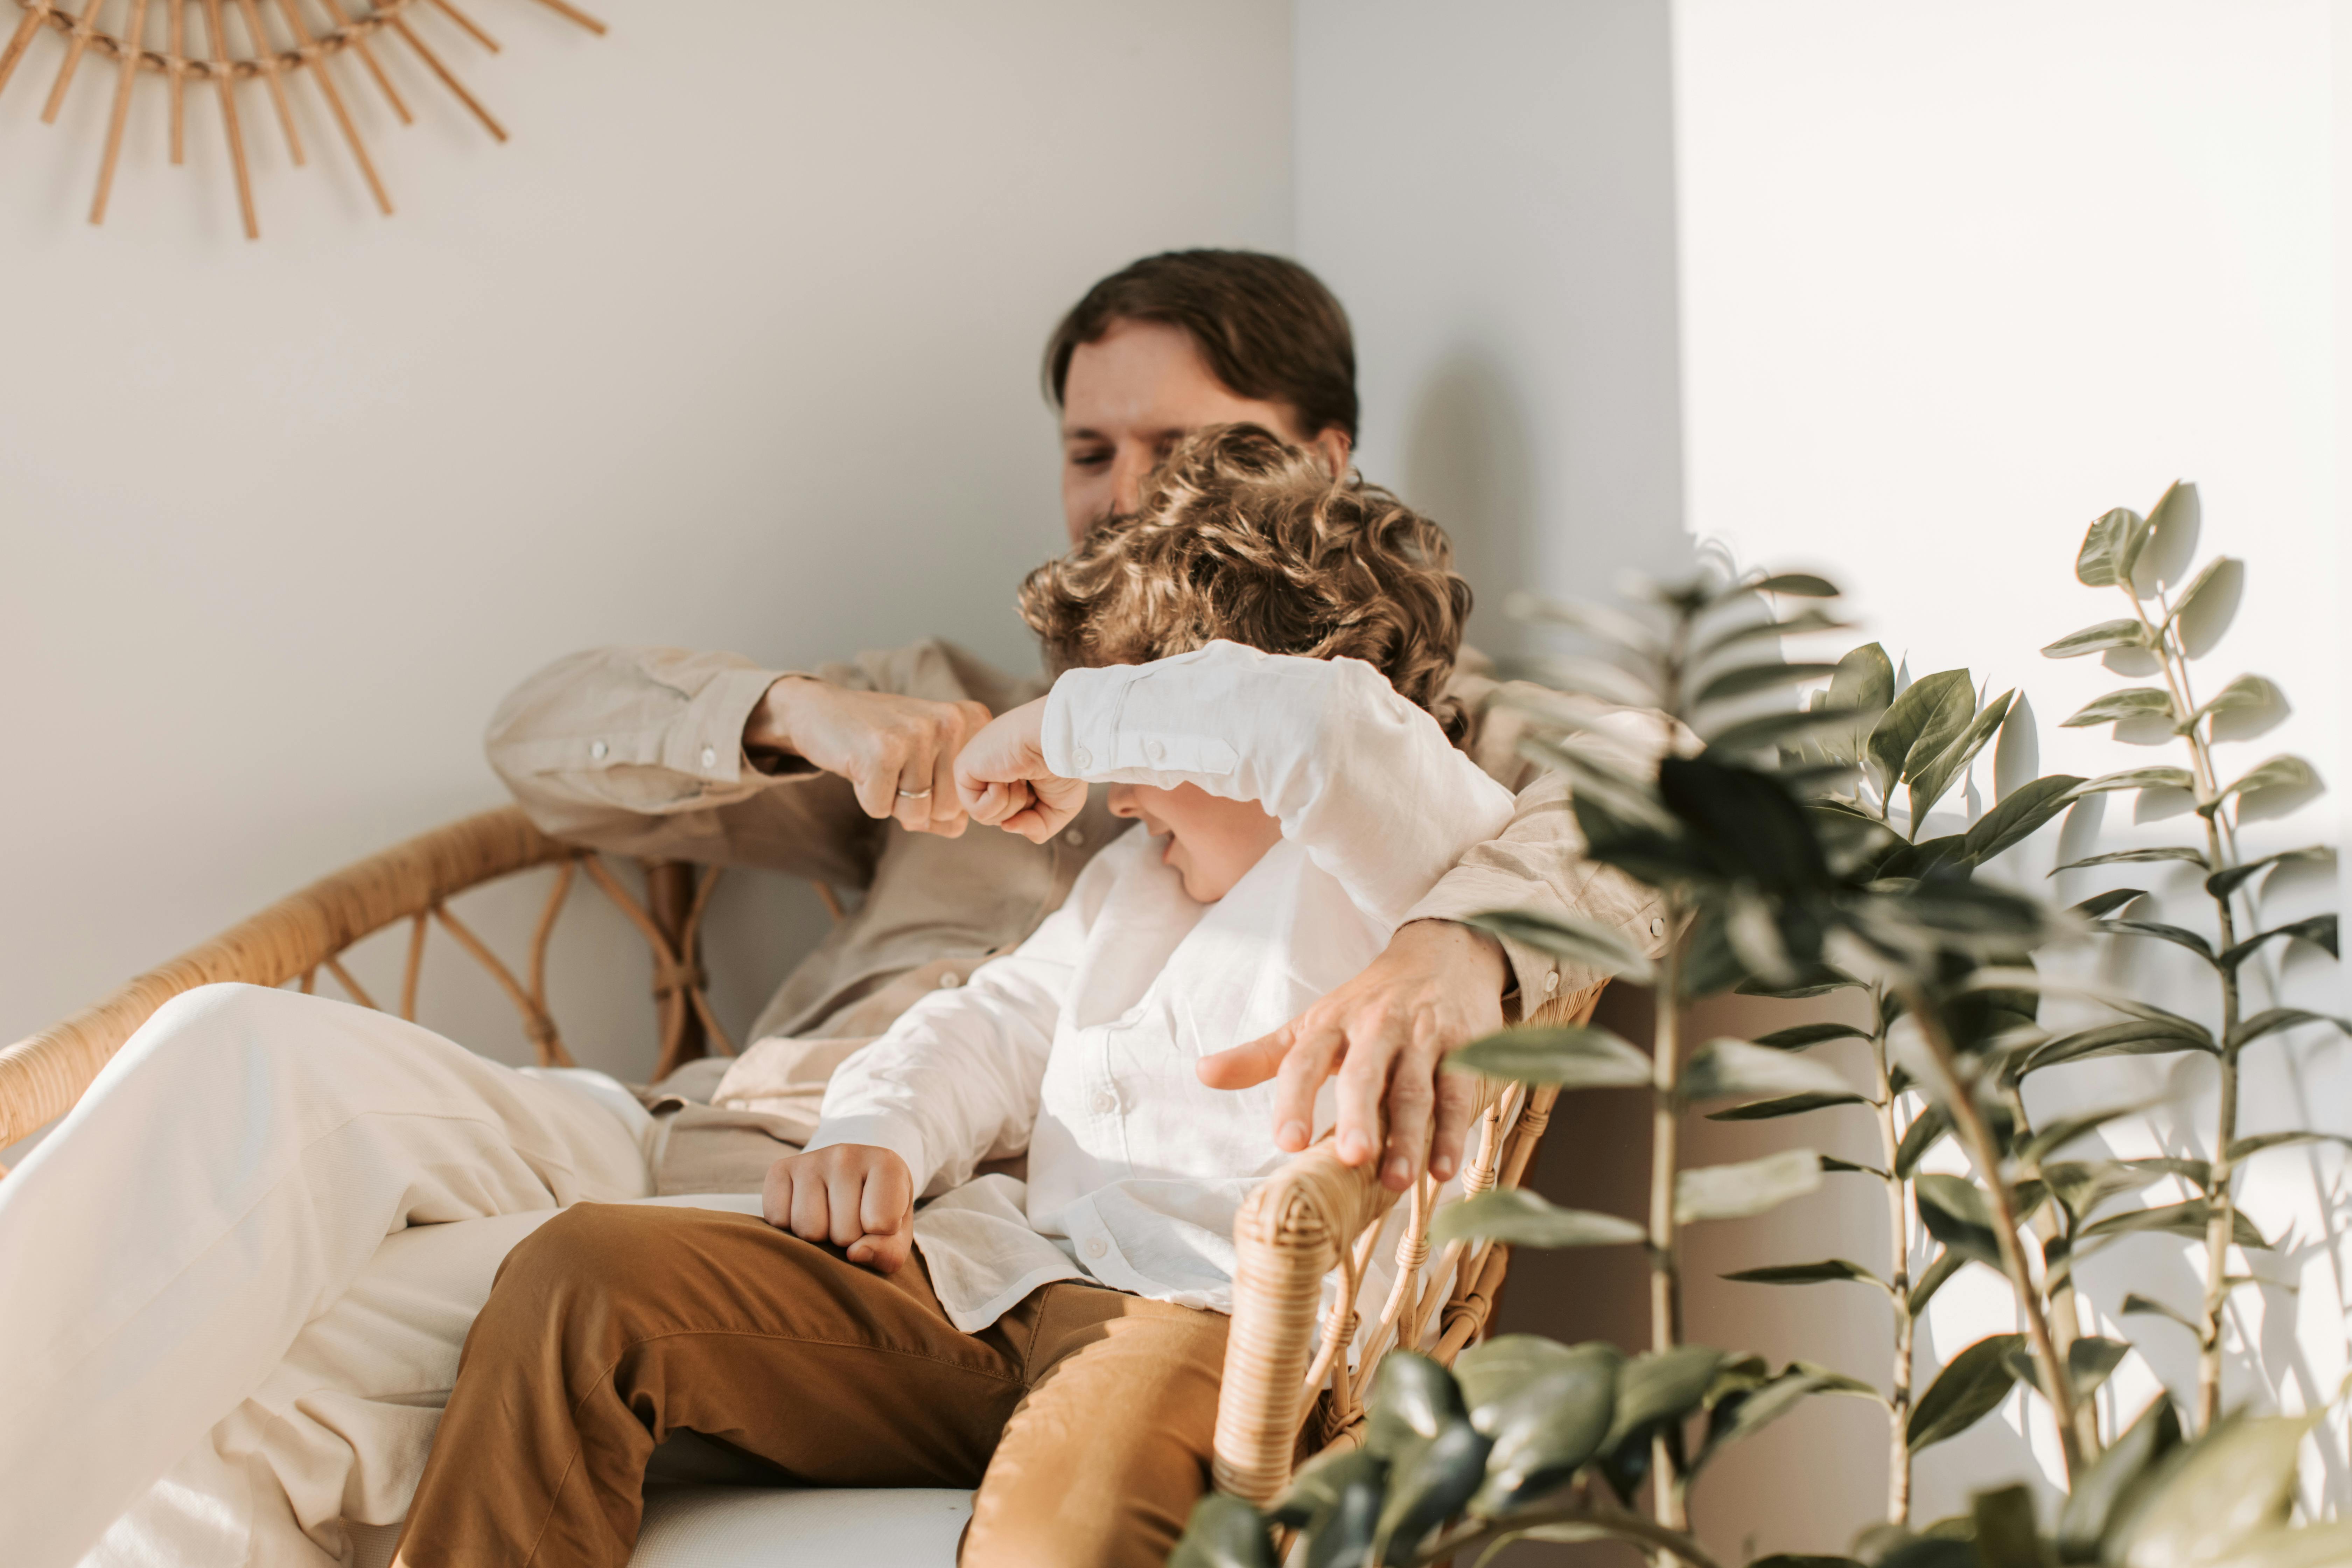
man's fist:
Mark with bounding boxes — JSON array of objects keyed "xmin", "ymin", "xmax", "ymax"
[
  {"xmin": 747, "ymin": 678, "xmax": 994, "ymax": 836},
  {"xmin": 761, "ymin": 1143, "xmax": 916, "ymax": 1273},
  {"xmin": 953, "ymin": 696, "xmax": 1088, "ymax": 842}
]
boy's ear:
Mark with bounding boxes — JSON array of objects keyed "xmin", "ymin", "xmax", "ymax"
[{"xmin": 1308, "ymin": 427, "xmax": 1353, "ymax": 480}]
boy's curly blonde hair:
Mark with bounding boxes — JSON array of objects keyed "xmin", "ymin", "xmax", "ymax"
[{"xmin": 1018, "ymin": 424, "xmax": 1473, "ymax": 738}]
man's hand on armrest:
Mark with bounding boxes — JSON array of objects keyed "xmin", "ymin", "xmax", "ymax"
[
  {"xmin": 747, "ymin": 677, "xmax": 994, "ymax": 837},
  {"xmin": 952, "ymin": 696, "xmax": 1088, "ymax": 843},
  {"xmin": 1197, "ymin": 919, "xmax": 1507, "ymax": 1193},
  {"xmin": 762, "ymin": 1144, "xmax": 916, "ymax": 1273}
]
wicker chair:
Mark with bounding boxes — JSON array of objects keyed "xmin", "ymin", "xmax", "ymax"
[{"xmin": 0, "ymin": 805, "xmax": 1590, "ymax": 1540}]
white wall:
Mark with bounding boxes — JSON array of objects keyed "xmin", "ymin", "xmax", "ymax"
[{"xmin": 0, "ymin": 0, "xmax": 1295, "ymax": 1133}]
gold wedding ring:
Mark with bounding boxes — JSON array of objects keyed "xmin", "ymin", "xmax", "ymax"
[{"xmin": 897, "ymin": 787, "xmax": 933, "ymax": 800}]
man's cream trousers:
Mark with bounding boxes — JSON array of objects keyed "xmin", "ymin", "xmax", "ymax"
[{"xmin": 0, "ymin": 983, "xmax": 667, "ymax": 1568}]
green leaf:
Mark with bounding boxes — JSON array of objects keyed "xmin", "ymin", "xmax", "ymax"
[
  {"xmin": 1697, "ymin": 1361, "xmax": 1882, "ymax": 1471},
  {"xmin": 2024, "ymin": 1019, "xmax": 2216, "ymax": 1073},
  {"xmin": 1908, "ymin": 1250, "xmax": 1969, "ymax": 1314},
  {"xmin": 2108, "ymin": 1415, "xmax": 2313, "ymax": 1568},
  {"xmin": 1819, "ymin": 1154, "xmax": 1888, "ymax": 1177},
  {"xmin": 2205, "ymin": 1524, "xmax": 2352, "ymax": 1568},
  {"xmin": 2206, "ymin": 845, "xmax": 2331, "ymax": 899},
  {"xmin": 2165, "ymin": 554, "xmax": 2239, "ymax": 628},
  {"xmin": 1896, "ymin": 1104, "xmax": 1951, "ymax": 1179},
  {"xmin": 2137, "ymin": 481, "xmax": 2194, "ymax": 583},
  {"xmin": 1432, "ymin": 1189, "xmax": 1647, "ymax": 1249},
  {"xmin": 1707, "ymin": 705, "xmax": 1889, "ymax": 757},
  {"xmin": 2043, "ymin": 1159, "xmax": 2175, "ymax": 1222},
  {"xmin": 1907, "ymin": 1334, "xmax": 2025, "ymax": 1450},
  {"xmin": 1963, "ymin": 774, "xmax": 2087, "ymax": 863},
  {"xmin": 1813, "ymin": 642, "xmax": 1897, "ymax": 766},
  {"xmin": 1748, "ymin": 572, "xmax": 1841, "ymax": 598},
  {"xmin": 1870, "ymin": 669, "xmax": 1975, "ymax": 788},
  {"xmin": 1736, "ymin": 966, "xmax": 1866, "ymax": 999},
  {"xmin": 2021, "ymin": 1101, "xmax": 2162, "ymax": 1164},
  {"xmin": 1365, "ymin": 1352, "xmax": 1467, "ymax": 1452},
  {"xmin": 1694, "ymin": 660, "xmax": 1844, "ymax": 706},
  {"xmin": 1910, "ymin": 689, "xmax": 2017, "ymax": 826},
  {"xmin": 1465, "ymin": 910, "xmax": 1656, "ymax": 983},
  {"xmin": 1694, "ymin": 607, "xmax": 1853, "ymax": 663},
  {"xmin": 1457, "ymin": 1337, "xmax": 1622, "ymax": 1516},
  {"xmin": 1449, "ymin": 1025, "xmax": 1652, "ymax": 1090},
  {"xmin": 1706, "ymin": 1091, "xmax": 1871, "ymax": 1121},
  {"xmin": 2121, "ymin": 1293, "xmax": 2200, "ymax": 1333},
  {"xmin": 2071, "ymin": 888, "xmax": 2146, "ymax": 919},
  {"xmin": 1973, "ymin": 1485, "xmax": 2044, "ymax": 1568},
  {"xmin": 2229, "ymin": 1130, "xmax": 2352, "ymax": 1162},
  {"xmin": 2058, "ymin": 1397, "xmax": 2182, "ymax": 1561},
  {"xmin": 2062, "ymin": 688, "xmax": 2178, "ymax": 729},
  {"xmin": 2077, "ymin": 505, "xmax": 2152, "ymax": 588},
  {"xmin": 1374, "ymin": 1418, "xmax": 1492, "ymax": 1563},
  {"xmin": 2218, "ymin": 914, "xmax": 2338, "ymax": 969},
  {"xmin": 2042, "ymin": 617, "xmax": 2154, "ymax": 658},
  {"xmin": 1300, "ymin": 1478, "xmax": 1382, "ymax": 1568},
  {"xmin": 1169, "ymin": 1493, "xmax": 1279, "ymax": 1568},
  {"xmin": 2212, "ymin": 754, "xmax": 2319, "ymax": 809},
  {"xmin": 1601, "ymin": 1345, "xmax": 1726, "ymax": 1455},
  {"xmin": 2050, "ymin": 846, "xmax": 2208, "ymax": 873},
  {"xmin": 2230, "ymin": 1008, "xmax": 2352, "ymax": 1048},
  {"xmin": 1681, "ymin": 1037, "xmax": 1857, "ymax": 1104},
  {"xmin": 1512, "ymin": 595, "xmax": 1660, "ymax": 657},
  {"xmin": 2186, "ymin": 672, "xmax": 2281, "ymax": 729},
  {"xmin": 1676, "ymin": 1149, "xmax": 1823, "ymax": 1223},
  {"xmin": 2093, "ymin": 918, "xmax": 2218, "ymax": 963},
  {"xmin": 1721, "ymin": 1259, "xmax": 1889, "ymax": 1291},
  {"xmin": 1519, "ymin": 733, "xmax": 1675, "ymax": 832},
  {"xmin": 2074, "ymin": 765, "xmax": 2197, "ymax": 796},
  {"xmin": 1272, "ymin": 1447, "xmax": 1384, "ymax": 1527},
  {"xmin": 1916, "ymin": 1174, "xmax": 2005, "ymax": 1268},
  {"xmin": 2080, "ymin": 1199, "xmax": 2266, "ymax": 1248},
  {"xmin": 1754, "ymin": 1021, "xmax": 1872, "ymax": 1050},
  {"xmin": 2007, "ymin": 1336, "xmax": 2129, "ymax": 1402}
]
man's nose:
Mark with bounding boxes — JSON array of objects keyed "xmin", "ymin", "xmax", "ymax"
[{"xmin": 1108, "ymin": 445, "xmax": 1154, "ymax": 517}]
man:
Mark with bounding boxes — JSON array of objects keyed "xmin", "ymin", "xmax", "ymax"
[{"xmin": 493, "ymin": 251, "xmax": 1657, "ymax": 1198}]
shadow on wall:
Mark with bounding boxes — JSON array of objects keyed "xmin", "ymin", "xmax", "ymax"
[{"xmin": 1401, "ymin": 349, "xmax": 1541, "ymax": 668}]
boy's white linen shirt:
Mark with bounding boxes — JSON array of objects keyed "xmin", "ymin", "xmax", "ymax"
[{"xmin": 807, "ymin": 642, "xmax": 1516, "ymax": 1332}]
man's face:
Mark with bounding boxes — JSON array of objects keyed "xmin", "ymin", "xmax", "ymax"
[{"xmin": 1058, "ymin": 318, "xmax": 1353, "ymax": 545}]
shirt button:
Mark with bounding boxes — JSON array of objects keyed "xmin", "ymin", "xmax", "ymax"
[
  {"xmin": 589, "ymin": 740, "xmax": 609, "ymax": 761},
  {"xmin": 1544, "ymin": 972, "xmax": 1560, "ymax": 995},
  {"xmin": 1650, "ymin": 918, "xmax": 1665, "ymax": 937},
  {"xmin": 1091, "ymin": 1091, "xmax": 1116, "ymax": 1115},
  {"xmin": 1146, "ymin": 739, "xmax": 1167, "ymax": 763},
  {"xmin": 1064, "ymin": 828, "xmax": 1086, "ymax": 848},
  {"xmin": 1070, "ymin": 747, "xmax": 1093, "ymax": 771},
  {"xmin": 700, "ymin": 746, "xmax": 718, "ymax": 768},
  {"xmin": 1083, "ymin": 1238, "xmax": 1108, "ymax": 1260},
  {"xmin": 938, "ymin": 972, "xmax": 961, "ymax": 989}
]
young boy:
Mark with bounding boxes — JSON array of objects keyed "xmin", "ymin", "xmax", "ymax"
[{"xmin": 390, "ymin": 425, "xmax": 1515, "ymax": 1568}]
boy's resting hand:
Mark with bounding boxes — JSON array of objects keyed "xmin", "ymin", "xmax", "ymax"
[
  {"xmin": 954, "ymin": 696, "xmax": 1088, "ymax": 842},
  {"xmin": 762, "ymin": 1144, "xmax": 915, "ymax": 1273}
]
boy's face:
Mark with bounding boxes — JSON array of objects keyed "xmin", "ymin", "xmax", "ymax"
[{"xmin": 1106, "ymin": 782, "xmax": 1283, "ymax": 902}]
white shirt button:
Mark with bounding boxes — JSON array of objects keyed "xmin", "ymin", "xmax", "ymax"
[
  {"xmin": 1091, "ymin": 1091, "xmax": 1116, "ymax": 1115},
  {"xmin": 1083, "ymin": 1237, "xmax": 1108, "ymax": 1260},
  {"xmin": 938, "ymin": 972, "xmax": 961, "ymax": 989},
  {"xmin": 1070, "ymin": 747, "xmax": 1093, "ymax": 771},
  {"xmin": 1146, "ymin": 739, "xmax": 1167, "ymax": 763},
  {"xmin": 1544, "ymin": 972, "xmax": 1560, "ymax": 995},
  {"xmin": 1650, "ymin": 917, "xmax": 1665, "ymax": 937},
  {"xmin": 590, "ymin": 740, "xmax": 608, "ymax": 761},
  {"xmin": 1064, "ymin": 828, "xmax": 1086, "ymax": 848},
  {"xmin": 700, "ymin": 746, "xmax": 718, "ymax": 768}
]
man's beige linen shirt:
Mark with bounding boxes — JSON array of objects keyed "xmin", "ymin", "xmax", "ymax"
[{"xmin": 486, "ymin": 640, "xmax": 1665, "ymax": 1182}]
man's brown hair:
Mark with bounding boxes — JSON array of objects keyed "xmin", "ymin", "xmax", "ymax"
[
  {"xmin": 1043, "ymin": 251, "xmax": 1359, "ymax": 442},
  {"xmin": 1020, "ymin": 424, "xmax": 1471, "ymax": 736}
]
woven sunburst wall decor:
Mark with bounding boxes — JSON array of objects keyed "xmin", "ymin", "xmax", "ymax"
[{"xmin": 0, "ymin": 0, "xmax": 602, "ymax": 238}]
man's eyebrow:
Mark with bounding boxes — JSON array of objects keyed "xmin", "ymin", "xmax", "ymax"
[{"xmin": 1061, "ymin": 424, "xmax": 1108, "ymax": 443}]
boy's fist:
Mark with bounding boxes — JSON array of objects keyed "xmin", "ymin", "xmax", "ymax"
[
  {"xmin": 762, "ymin": 1144, "xmax": 915, "ymax": 1273},
  {"xmin": 953, "ymin": 696, "xmax": 1087, "ymax": 841}
]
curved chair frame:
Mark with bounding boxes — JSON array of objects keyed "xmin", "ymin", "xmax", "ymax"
[{"xmin": 0, "ymin": 806, "xmax": 1590, "ymax": 1506}]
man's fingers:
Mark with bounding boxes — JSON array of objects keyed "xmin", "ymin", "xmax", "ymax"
[
  {"xmin": 1197, "ymin": 1026, "xmax": 1293, "ymax": 1092},
  {"xmin": 826, "ymin": 1168, "xmax": 868, "ymax": 1248},
  {"xmin": 847, "ymin": 1227, "xmax": 913, "ymax": 1274},
  {"xmin": 1428, "ymin": 1069, "xmax": 1479, "ymax": 1183},
  {"xmin": 889, "ymin": 733, "xmax": 941, "ymax": 833},
  {"xmin": 1269, "ymin": 1018, "xmax": 1351, "ymax": 1152},
  {"xmin": 789, "ymin": 1167, "xmax": 832, "ymax": 1242},
  {"xmin": 1379, "ymin": 1035, "xmax": 1441, "ymax": 1191},
  {"xmin": 917, "ymin": 727, "xmax": 965, "ymax": 836},
  {"xmin": 761, "ymin": 1161, "xmax": 793, "ymax": 1231},
  {"xmin": 860, "ymin": 1156, "xmax": 911, "ymax": 1237},
  {"xmin": 1330, "ymin": 1020, "xmax": 1399, "ymax": 1170}
]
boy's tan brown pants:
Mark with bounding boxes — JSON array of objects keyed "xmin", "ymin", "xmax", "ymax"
[{"xmin": 389, "ymin": 1202, "xmax": 1229, "ymax": 1568}]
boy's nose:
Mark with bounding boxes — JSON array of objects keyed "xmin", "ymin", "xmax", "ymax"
[{"xmin": 1106, "ymin": 783, "xmax": 1139, "ymax": 819}]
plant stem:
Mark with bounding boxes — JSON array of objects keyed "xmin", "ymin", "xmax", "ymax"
[
  {"xmin": 1649, "ymin": 901, "xmax": 1687, "ymax": 1531},
  {"xmin": 1903, "ymin": 983, "xmax": 2086, "ymax": 1480},
  {"xmin": 1869, "ymin": 1000, "xmax": 1914, "ymax": 1524},
  {"xmin": 2121, "ymin": 582, "xmax": 2244, "ymax": 1430}
]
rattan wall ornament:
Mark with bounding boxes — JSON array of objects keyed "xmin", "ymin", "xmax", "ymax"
[{"xmin": 0, "ymin": 0, "xmax": 602, "ymax": 238}]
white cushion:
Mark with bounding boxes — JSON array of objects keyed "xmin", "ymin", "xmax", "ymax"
[{"xmin": 634, "ymin": 1487, "xmax": 973, "ymax": 1565}]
